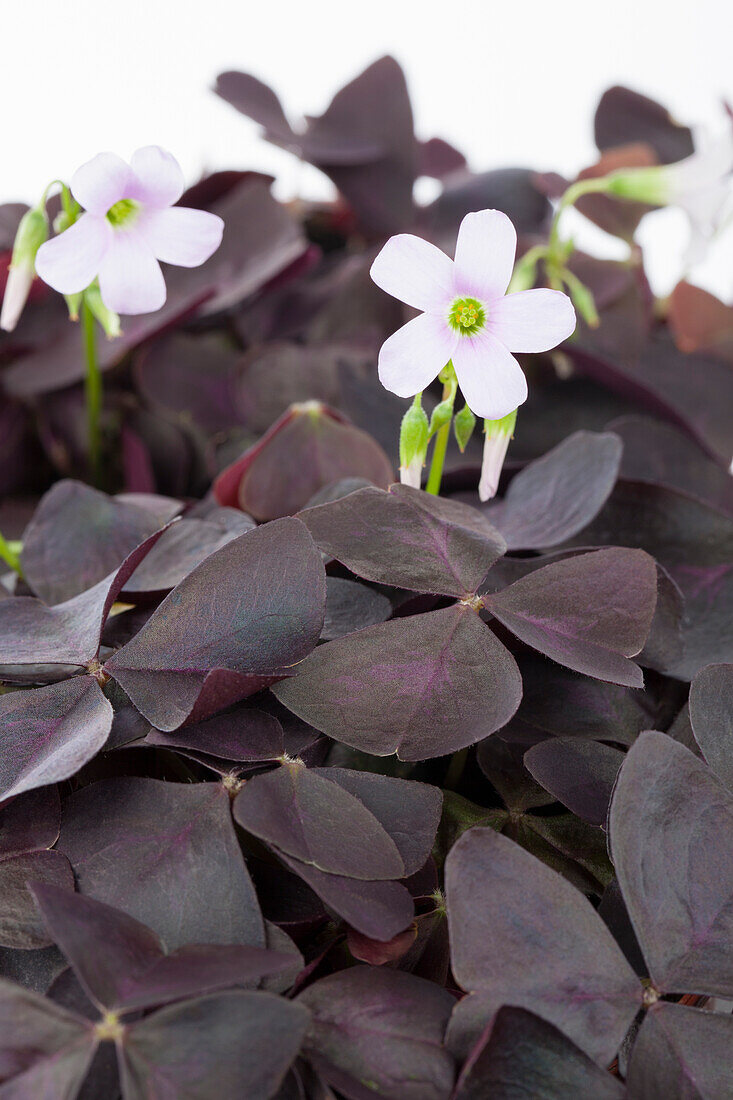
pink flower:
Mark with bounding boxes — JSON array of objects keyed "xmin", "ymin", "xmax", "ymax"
[
  {"xmin": 35, "ymin": 147, "xmax": 224, "ymax": 315},
  {"xmin": 370, "ymin": 209, "xmax": 576, "ymax": 420}
]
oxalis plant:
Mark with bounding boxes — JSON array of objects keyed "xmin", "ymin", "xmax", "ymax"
[{"xmin": 0, "ymin": 60, "xmax": 732, "ymax": 1100}]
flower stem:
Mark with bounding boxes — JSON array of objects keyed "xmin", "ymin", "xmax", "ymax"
[
  {"xmin": 444, "ymin": 747, "xmax": 468, "ymax": 790},
  {"xmin": 546, "ymin": 176, "xmax": 613, "ymax": 262},
  {"xmin": 426, "ymin": 380, "xmax": 456, "ymax": 495},
  {"xmin": 81, "ymin": 296, "xmax": 102, "ymax": 484}
]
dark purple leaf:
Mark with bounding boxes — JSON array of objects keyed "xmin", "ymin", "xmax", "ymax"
[
  {"xmin": 610, "ymin": 415, "xmax": 733, "ymax": 514},
  {"xmin": 322, "ymin": 578, "xmax": 392, "ymax": 641},
  {"xmin": 486, "ymin": 431, "xmax": 622, "ymax": 551},
  {"xmin": 0, "ymin": 678, "xmax": 112, "ymax": 802},
  {"xmin": 423, "ymin": 167, "xmax": 551, "ymax": 239},
  {"xmin": 277, "ymin": 854, "xmax": 414, "ymax": 941},
  {"xmin": 123, "ymin": 512, "xmax": 255, "ymax": 595},
  {"xmin": 119, "ymin": 990, "xmax": 309, "ymax": 1100},
  {"xmin": 625, "ymin": 1002, "xmax": 733, "ymax": 1099},
  {"xmin": 512, "ymin": 653, "xmax": 660, "ymax": 745},
  {"xmin": 484, "ymin": 548, "xmax": 657, "ymax": 687},
  {"xmin": 454, "ymin": 1006, "xmax": 625, "ymax": 1099},
  {"xmin": 445, "ymin": 827, "xmax": 641, "ymax": 1063},
  {"xmin": 476, "ymin": 738, "xmax": 553, "ymax": 813},
  {"xmin": 302, "ymin": 484, "xmax": 505, "ymax": 597},
  {"xmin": 105, "ymin": 518, "xmax": 326, "ymax": 730},
  {"xmin": 0, "ymin": 527, "xmax": 167, "ymax": 683},
  {"xmin": 594, "ymin": 85, "xmax": 694, "ymax": 162},
  {"xmin": 31, "ymin": 884, "xmax": 292, "ymax": 1014},
  {"xmin": 668, "ymin": 279, "xmax": 733, "ymax": 359},
  {"xmin": 0, "ymin": 977, "xmax": 95, "ymax": 1098},
  {"xmin": 57, "ymin": 778, "xmax": 264, "ymax": 950},
  {"xmin": 636, "ymin": 563, "xmax": 684, "ymax": 674},
  {"xmin": 524, "ymin": 739, "xmax": 625, "ymax": 826},
  {"xmin": 0, "ymin": 787, "xmax": 61, "ymax": 856},
  {"xmin": 0, "ymin": 852, "xmax": 74, "ymax": 950},
  {"xmin": 274, "ymin": 606, "xmax": 522, "ymax": 761},
  {"xmin": 314, "ymin": 768, "xmax": 442, "ymax": 876},
  {"xmin": 608, "ymin": 730, "xmax": 733, "ymax": 996},
  {"xmin": 689, "ymin": 663, "xmax": 733, "ymax": 790},
  {"xmin": 298, "ymin": 967, "xmax": 454, "ymax": 1100},
  {"xmin": 20, "ymin": 481, "xmax": 164, "ymax": 605},
  {"xmin": 213, "ymin": 404, "xmax": 393, "ymax": 522},
  {"xmin": 233, "ymin": 761, "xmax": 404, "ymax": 879},
  {"xmin": 144, "ymin": 703, "xmax": 286, "ymax": 762}
]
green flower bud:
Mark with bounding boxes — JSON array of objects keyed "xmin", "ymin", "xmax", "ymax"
[
  {"xmin": 563, "ymin": 272, "xmax": 599, "ymax": 328},
  {"xmin": 0, "ymin": 202, "xmax": 49, "ymax": 332},
  {"xmin": 428, "ymin": 398, "xmax": 454, "ymax": 437},
  {"xmin": 399, "ymin": 398, "xmax": 429, "ymax": 489},
  {"xmin": 453, "ymin": 403, "xmax": 476, "ymax": 452},
  {"xmin": 84, "ymin": 284, "xmax": 121, "ymax": 339}
]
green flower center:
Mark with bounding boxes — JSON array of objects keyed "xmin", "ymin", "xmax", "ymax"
[
  {"xmin": 448, "ymin": 296, "xmax": 486, "ymax": 335},
  {"xmin": 106, "ymin": 198, "xmax": 141, "ymax": 228}
]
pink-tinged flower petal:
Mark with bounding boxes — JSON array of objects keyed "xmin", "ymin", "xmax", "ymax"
[
  {"xmin": 128, "ymin": 146, "xmax": 185, "ymax": 208},
  {"xmin": 479, "ymin": 429, "xmax": 513, "ymax": 502},
  {"xmin": 34, "ymin": 214, "xmax": 111, "ymax": 294},
  {"xmin": 378, "ymin": 313, "xmax": 459, "ymax": 398},
  {"xmin": 453, "ymin": 209, "xmax": 517, "ymax": 299},
  {"xmin": 0, "ymin": 264, "xmax": 34, "ymax": 332},
  {"xmin": 71, "ymin": 153, "xmax": 132, "ymax": 215},
  {"xmin": 452, "ymin": 331, "xmax": 528, "ymax": 420},
  {"xmin": 370, "ymin": 234, "xmax": 455, "ymax": 312},
  {"xmin": 97, "ymin": 231, "xmax": 166, "ymax": 315},
  {"xmin": 139, "ymin": 206, "xmax": 224, "ymax": 267},
  {"xmin": 489, "ymin": 288, "xmax": 577, "ymax": 352}
]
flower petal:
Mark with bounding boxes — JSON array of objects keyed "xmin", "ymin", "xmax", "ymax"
[
  {"xmin": 34, "ymin": 214, "xmax": 111, "ymax": 294},
  {"xmin": 370, "ymin": 234, "xmax": 455, "ymax": 312},
  {"xmin": 378, "ymin": 313, "xmax": 458, "ymax": 398},
  {"xmin": 129, "ymin": 146, "xmax": 185, "ymax": 208},
  {"xmin": 97, "ymin": 231, "xmax": 166, "ymax": 315},
  {"xmin": 452, "ymin": 330, "xmax": 528, "ymax": 420},
  {"xmin": 139, "ymin": 206, "xmax": 224, "ymax": 267},
  {"xmin": 453, "ymin": 209, "xmax": 517, "ymax": 299},
  {"xmin": 71, "ymin": 153, "xmax": 132, "ymax": 215},
  {"xmin": 489, "ymin": 289, "xmax": 576, "ymax": 352}
]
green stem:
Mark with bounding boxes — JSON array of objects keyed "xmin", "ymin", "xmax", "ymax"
[
  {"xmin": 0, "ymin": 532, "xmax": 23, "ymax": 578},
  {"xmin": 426, "ymin": 380, "xmax": 456, "ymax": 495},
  {"xmin": 547, "ymin": 176, "xmax": 614, "ymax": 261},
  {"xmin": 81, "ymin": 297, "xmax": 102, "ymax": 484}
]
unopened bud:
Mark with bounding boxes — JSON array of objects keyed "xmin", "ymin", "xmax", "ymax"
[
  {"xmin": 84, "ymin": 284, "xmax": 121, "ymax": 339},
  {"xmin": 453, "ymin": 403, "xmax": 476, "ymax": 452},
  {"xmin": 0, "ymin": 203, "xmax": 49, "ymax": 332},
  {"xmin": 478, "ymin": 409, "xmax": 517, "ymax": 502},
  {"xmin": 399, "ymin": 399, "xmax": 429, "ymax": 489},
  {"xmin": 428, "ymin": 397, "xmax": 453, "ymax": 437},
  {"xmin": 565, "ymin": 274, "xmax": 599, "ymax": 328}
]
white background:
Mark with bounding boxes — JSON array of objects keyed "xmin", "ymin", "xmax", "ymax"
[{"xmin": 3, "ymin": 0, "xmax": 732, "ymax": 296}]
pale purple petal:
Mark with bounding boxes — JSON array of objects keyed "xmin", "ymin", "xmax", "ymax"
[
  {"xmin": 479, "ymin": 429, "xmax": 512, "ymax": 501},
  {"xmin": 453, "ymin": 209, "xmax": 517, "ymax": 299},
  {"xmin": 488, "ymin": 288, "xmax": 577, "ymax": 352},
  {"xmin": 97, "ymin": 230, "xmax": 166, "ymax": 315},
  {"xmin": 452, "ymin": 330, "xmax": 528, "ymax": 420},
  {"xmin": 370, "ymin": 234, "xmax": 455, "ymax": 312},
  {"xmin": 34, "ymin": 214, "xmax": 111, "ymax": 294},
  {"xmin": 139, "ymin": 206, "xmax": 224, "ymax": 267},
  {"xmin": 0, "ymin": 264, "xmax": 34, "ymax": 332},
  {"xmin": 378, "ymin": 313, "xmax": 458, "ymax": 398},
  {"xmin": 71, "ymin": 153, "xmax": 132, "ymax": 215},
  {"xmin": 128, "ymin": 146, "xmax": 185, "ymax": 208}
]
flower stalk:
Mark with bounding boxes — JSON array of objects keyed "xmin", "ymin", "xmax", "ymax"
[
  {"xmin": 426, "ymin": 366, "xmax": 458, "ymax": 496},
  {"xmin": 81, "ymin": 295, "xmax": 103, "ymax": 485}
]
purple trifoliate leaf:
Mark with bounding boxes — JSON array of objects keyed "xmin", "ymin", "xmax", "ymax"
[
  {"xmin": 297, "ymin": 966, "xmax": 455, "ymax": 1100},
  {"xmin": 625, "ymin": 1001, "xmax": 733, "ymax": 1099},
  {"xmin": 453, "ymin": 1006, "xmax": 625, "ymax": 1099},
  {"xmin": 57, "ymin": 778, "xmax": 264, "ymax": 950},
  {"xmin": 524, "ymin": 739, "xmax": 625, "ymax": 826},
  {"xmin": 485, "ymin": 431, "xmax": 622, "ymax": 551},
  {"xmin": 608, "ymin": 730, "xmax": 733, "ymax": 997},
  {"xmin": 105, "ymin": 518, "xmax": 326, "ymax": 731},
  {"xmin": 301, "ymin": 484, "xmax": 505, "ymax": 597},
  {"xmin": 445, "ymin": 827, "xmax": 641, "ymax": 1064},
  {"xmin": 0, "ymin": 678, "xmax": 112, "ymax": 802},
  {"xmin": 118, "ymin": 990, "xmax": 309, "ymax": 1100},
  {"xmin": 483, "ymin": 548, "xmax": 658, "ymax": 687},
  {"xmin": 689, "ymin": 663, "xmax": 733, "ymax": 791},
  {"xmin": 273, "ymin": 605, "xmax": 522, "ymax": 761}
]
